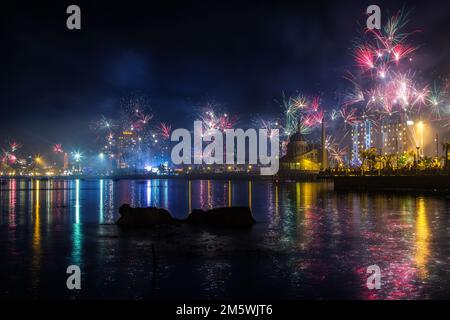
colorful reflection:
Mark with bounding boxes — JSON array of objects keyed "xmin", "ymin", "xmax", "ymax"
[
  {"xmin": 31, "ymin": 180, "xmax": 41, "ymax": 291},
  {"xmin": 75, "ymin": 179, "xmax": 80, "ymax": 224},
  {"xmin": 0, "ymin": 179, "xmax": 448, "ymax": 299},
  {"xmin": 414, "ymin": 197, "xmax": 430, "ymax": 279},
  {"xmin": 8, "ymin": 179, "xmax": 17, "ymax": 227},
  {"xmin": 71, "ymin": 179, "xmax": 82, "ymax": 267},
  {"xmin": 99, "ymin": 179, "xmax": 104, "ymax": 224}
]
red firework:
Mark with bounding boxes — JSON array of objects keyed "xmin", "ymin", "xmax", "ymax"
[
  {"xmin": 53, "ymin": 144, "xmax": 63, "ymax": 153},
  {"xmin": 310, "ymin": 96, "xmax": 321, "ymax": 112},
  {"xmin": 158, "ymin": 123, "xmax": 172, "ymax": 140},
  {"xmin": 340, "ymin": 107, "xmax": 360, "ymax": 126},
  {"xmin": 9, "ymin": 141, "xmax": 22, "ymax": 152},
  {"xmin": 303, "ymin": 113, "xmax": 321, "ymax": 128},
  {"xmin": 313, "ymin": 111, "xmax": 324, "ymax": 125},
  {"xmin": 217, "ymin": 114, "xmax": 237, "ymax": 130},
  {"xmin": 354, "ymin": 45, "xmax": 374, "ymax": 70},
  {"xmin": 1, "ymin": 151, "xmax": 17, "ymax": 165},
  {"xmin": 391, "ymin": 44, "xmax": 416, "ymax": 62}
]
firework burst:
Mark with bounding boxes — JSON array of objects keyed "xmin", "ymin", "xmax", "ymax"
[
  {"xmin": 340, "ymin": 107, "xmax": 360, "ymax": 126},
  {"xmin": 197, "ymin": 104, "xmax": 238, "ymax": 132},
  {"xmin": 9, "ymin": 141, "xmax": 21, "ymax": 153},
  {"xmin": 157, "ymin": 122, "xmax": 172, "ymax": 140},
  {"xmin": 325, "ymin": 136, "xmax": 347, "ymax": 165},
  {"xmin": 53, "ymin": 144, "xmax": 63, "ymax": 154}
]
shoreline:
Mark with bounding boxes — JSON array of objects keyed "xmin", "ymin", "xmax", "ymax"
[
  {"xmin": 0, "ymin": 172, "xmax": 321, "ymax": 182},
  {"xmin": 2, "ymin": 173, "xmax": 450, "ymax": 194},
  {"xmin": 333, "ymin": 174, "xmax": 450, "ymax": 193}
]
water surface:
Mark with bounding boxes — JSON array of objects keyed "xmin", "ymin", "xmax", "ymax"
[{"xmin": 0, "ymin": 178, "xmax": 449, "ymax": 299}]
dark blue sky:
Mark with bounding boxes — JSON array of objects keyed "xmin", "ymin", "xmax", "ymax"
[{"xmin": 2, "ymin": 0, "xmax": 450, "ymax": 153}]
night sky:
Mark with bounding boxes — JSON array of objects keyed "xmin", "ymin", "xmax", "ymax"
[{"xmin": 2, "ymin": 0, "xmax": 450, "ymax": 153}]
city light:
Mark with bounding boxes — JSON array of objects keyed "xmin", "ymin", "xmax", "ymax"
[
  {"xmin": 72, "ymin": 151, "xmax": 82, "ymax": 162},
  {"xmin": 418, "ymin": 121, "xmax": 425, "ymax": 156}
]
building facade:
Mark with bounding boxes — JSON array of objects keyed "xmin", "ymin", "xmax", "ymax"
[
  {"xmin": 351, "ymin": 120, "xmax": 375, "ymax": 166},
  {"xmin": 280, "ymin": 131, "xmax": 321, "ymax": 172},
  {"xmin": 380, "ymin": 120, "xmax": 416, "ymax": 155}
]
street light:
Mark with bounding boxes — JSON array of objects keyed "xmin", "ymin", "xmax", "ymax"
[
  {"xmin": 416, "ymin": 146, "xmax": 421, "ymax": 164},
  {"xmin": 417, "ymin": 121, "xmax": 424, "ymax": 158}
]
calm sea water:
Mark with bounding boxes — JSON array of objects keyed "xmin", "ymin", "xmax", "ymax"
[{"xmin": 0, "ymin": 178, "xmax": 449, "ymax": 299}]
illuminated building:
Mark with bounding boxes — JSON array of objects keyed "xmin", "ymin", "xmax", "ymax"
[
  {"xmin": 280, "ymin": 131, "xmax": 321, "ymax": 172},
  {"xmin": 380, "ymin": 120, "xmax": 416, "ymax": 155},
  {"xmin": 351, "ymin": 120, "xmax": 375, "ymax": 166},
  {"xmin": 63, "ymin": 153, "xmax": 69, "ymax": 170},
  {"xmin": 117, "ymin": 131, "xmax": 138, "ymax": 169}
]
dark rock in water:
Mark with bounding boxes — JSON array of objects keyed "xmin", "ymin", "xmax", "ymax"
[
  {"xmin": 117, "ymin": 204, "xmax": 178, "ymax": 227},
  {"xmin": 187, "ymin": 207, "xmax": 255, "ymax": 228}
]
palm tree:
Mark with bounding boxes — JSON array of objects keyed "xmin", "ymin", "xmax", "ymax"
[
  {"xmin": 418, "ymin": 156, "xmax": 433, "ymax": 170},
  {"xmin": 359, "ymin": 150, "xmax": 368, "ymax": 175},
  {"xmin": 366, "ymin": 148, "xmax": 378, "ymax": 171},
  {"xmin": 443, "ymin": 142, "xmax": 450, "ymax": 170},
  {"xmin": 359, "ymin": 148, "xmax": 378, "ymax": 174},
  {"xmin": 383, "ymin": 154, "xmax": 395, "ymax": 171}
]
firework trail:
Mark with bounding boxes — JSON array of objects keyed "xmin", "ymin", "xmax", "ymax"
[
  {"xmin": 92, "ymin": 116, "xmax": 116, "ymax": 132},
  {"xmin": 289, "ymin": 95, "xmax": 308, "ymax": 109},
  {"xmin": 340, "ymin": 107, "xmax": 360, "ymax": 126},
  {"xmin": 157, "ymin": 122, "xmax": 172, "ymax": 140},
  {"xmin": 310, "ymin": 96, "xmax": 321, "ymax": 112},
  {"xmin": 354, "ymin": 45, "xmax": 375, "ymax": 71},
  {"xmin": 342, "ymin": 85, "xmax": 365, "ymax": 108},
  {"xmin": 325, "ymin": 136, "xmax": 348, "ymax": 165},
  {"xmin": 427, "ymin": 83, "xmax": 446, "ymax": 120},
  {"xmin": 330, "ymin": 109, "xmax": 340, "ymax": 121}
]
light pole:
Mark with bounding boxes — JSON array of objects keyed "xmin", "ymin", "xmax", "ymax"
[
  {"xmin": 416, "ymin": 146, "xmax": 420, "ymax": 167},
  {"xmin": 418, "ymin": 121, "xmax": 424, "ymax": 158},
  {"xmin": 435, "ymin": 134, "xmax": 439, "ymax": 159}
]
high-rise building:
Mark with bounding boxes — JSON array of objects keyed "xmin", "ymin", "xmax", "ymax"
[
  {"xmin": 63, "ymin": 152, "xmax": 69, "ymax": 170},
  {"xmin": 351, "ymin": 120, "xmax": 375, "ymax": 166},
  {"xmin": 380, "ymin": 120, "xmax": 416, "ymax": 155},
  {"xmin": 117, "ymin": 131, "xmax": 138, "ymax": 169}
]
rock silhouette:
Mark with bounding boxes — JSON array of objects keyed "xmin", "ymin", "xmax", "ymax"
[
  {"xmin": 117, "ymin": 204, "xmax": 179, "ymax": 227},
  {"xmin": 117, "ymin": 204, "xmax": 255, "ymax": 228}
]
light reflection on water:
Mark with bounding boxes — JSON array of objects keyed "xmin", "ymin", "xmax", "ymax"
[{"xmin": 0, "ymin": 178, "xmax": 449, "ymax": 299}]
